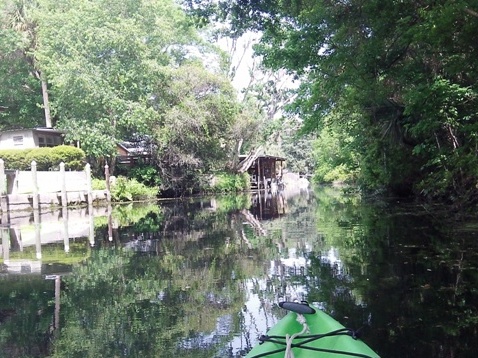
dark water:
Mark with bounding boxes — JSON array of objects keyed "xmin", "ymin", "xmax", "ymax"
[{"xmin": 1, "ymin": 186, "xmax": 478, "ymax": 357}]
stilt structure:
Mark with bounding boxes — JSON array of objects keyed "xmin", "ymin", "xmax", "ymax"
[{"xmin": 238, "ymin": 154, "xmax": 286, "ymax": 190}]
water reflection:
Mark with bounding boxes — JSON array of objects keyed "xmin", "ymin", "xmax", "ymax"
[
  {"xmin": 0, "ymin": 206, "xmax": 101, "ymax": 274},
  {"xmin": 0, "ymin": 187, "xmax": 478, "ymax": 357}
]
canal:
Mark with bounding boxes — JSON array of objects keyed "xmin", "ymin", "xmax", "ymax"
[{"xmin": 1, "ymin": 185, "xmax": 477, "ymax": 357}]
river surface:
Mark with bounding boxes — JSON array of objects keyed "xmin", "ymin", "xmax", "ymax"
[{"xmin": 1, "ymin": 185, "xmax": 477, "ymax": 357}]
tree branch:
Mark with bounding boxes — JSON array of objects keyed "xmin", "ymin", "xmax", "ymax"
[{"xmin": 465, "ymin": 8, "xmax": 478, "ymax": 18}]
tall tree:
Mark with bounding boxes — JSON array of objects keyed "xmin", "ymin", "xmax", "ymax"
[
  {"xmin": 0, "ymin": 0, "xmax": 48, "ymax": 129},
  {"xmin": 33, "ymin": 0, "xmax": 203, "ymax": 161},
  {"xmin": 29, "ymin": 0, "xmax": 247, "ymax": 194},
  {"xmin": 150, "ymin": 63, "xmax": 240, "ymax": 195},
  {"xmin": 214, "ymin": 28, "xmax": 308, "ymax": 173},
  {"xmin": 185, "ymin": 0, "xmax": 478, "ymax": 204}
]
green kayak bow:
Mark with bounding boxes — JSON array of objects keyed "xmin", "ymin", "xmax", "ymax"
[{"xmin": 246, "ymin": 301, "xmax": 380, "ymax": 358}]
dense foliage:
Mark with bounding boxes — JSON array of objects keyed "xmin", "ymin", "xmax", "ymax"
[
  {"xmin": 92, "ymin": 176, "xmax": 158, "ymax": 202},
  {"xmin": 0, "ymin": 0, "xmax": 45, "ymax": 129},
  {"xmin": 208, "ymin": 172, "xmax": 250, "ymax": 193},
  {"xmin": 185, "ymin": 0, "xmax": 478, "ymax": 206},
  {"xmin": 0, "ymin": 0, "xmax": 263, "ymax": 195},
  {"xmin": 5, "ymin": 0, "xmax": 478, "ymax": 204},
  {"xmin": 150, "ymin": 64, "xmax": 240, "ymax": 195}
]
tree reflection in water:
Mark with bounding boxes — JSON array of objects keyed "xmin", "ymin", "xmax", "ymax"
[{"xmin": 0, "ymin": 187, "xmax": 477, "ymax": 357}]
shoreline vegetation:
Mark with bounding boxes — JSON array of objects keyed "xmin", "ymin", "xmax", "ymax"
[
  {"xmin": 3, "ymin": 1, "xmax": 477, "ymax": 210},
  {"xmin": 93, "ymin": 171, "xmax": 311, "ymax": 204},
  {"xmin": 93, "ymin": 172, "xmax": 254, "ymax": 203}
]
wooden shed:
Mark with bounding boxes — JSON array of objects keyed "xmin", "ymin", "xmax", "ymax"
[
  {"xmin": 116, "ymin": 141, "xmax": 152, "ymax": 166},
  {"xmin": 239, "ymin": 154, "xmax": 286, "ymax": 190}
]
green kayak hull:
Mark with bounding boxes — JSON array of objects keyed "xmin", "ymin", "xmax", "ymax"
[{"xmin": 245, "ymin": 306, "xmax": 380, "ymax": 358}]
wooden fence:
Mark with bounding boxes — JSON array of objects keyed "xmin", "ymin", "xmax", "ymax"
[{"xmin": 0, "ymin": 160, "xmax": 110, "ymax": 212}]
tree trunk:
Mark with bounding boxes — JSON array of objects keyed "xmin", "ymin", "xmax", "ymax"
[
  {"xmin": 236, "ymin": 146, "xmax": 263, "ymax": 173},
  {"xmin": 35, "ymin": 70, "xmax": 52, "ymax": 127},
  {"xmin": 41, "ymin": 78, "xmax": 52, "ymax": 127}
]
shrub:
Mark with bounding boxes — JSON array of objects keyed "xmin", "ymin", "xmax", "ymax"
[
  {"xmin": 91, "ymin": 176, "xmax": 158, "ymax": 202},
  {"xmin": 0, "ymin": 149, "xmax": 33, "ymax": 169},
  {"xmin": 110, "ymin": 176, "xmax": 158, "ymax": 202},
  {"xmin": 50, "ymin": 145, "xmax": 86, "ymax": 170},
  {"xmin": 0, "ymin": 146, "xmax": 86, "ymax": 170},
  {"xmin": 209, "ymin": 172, "xmax": 250, "ymax": 193},
  {"xmin": 25, "ymin": 148, "xmax": 53, "ymax": 170},
  {"xmin": 235, "ymin": 172, "xmax": 250, "ymax": 191},
  {"xmin": 91, "ymin": 178, "xmax": 106, "ymax": 190},
  {"xmin": 129, "ymin": 164, "xmax": 162, "ymax": 187}
]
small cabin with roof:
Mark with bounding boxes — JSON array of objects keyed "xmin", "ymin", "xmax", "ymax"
[
  {"xmin": 0, "ymin": 128, "xmax": 65, "ymax": 150},
  {"xmin": 116, "ymin": 141, "xmax": 152, "ymax": 166},
  {"xmin": 239, "ymin": 154, "xmax": 286, "ymax": 190}
]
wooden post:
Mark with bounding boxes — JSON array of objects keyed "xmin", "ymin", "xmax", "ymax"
[
  {"xmin": 86, "ymin": 163, "xmax": 95, "ymax": 247},
  {"xmin": 89, "ymin": 210, "xmax": 95, "ymax": 247},
  {"xmin": 54, "ymin": 275, "xmax": 61, "ymax": 332},
  {"xmin": 31, "ymin": 161, "xmax": 40, "ymax": 211},
  {"xmin": 0, "ymin": 159, "xmax": 5, "ymax": 195},
  {"xmin": 60, "ymin": 162, "xmax": 68, "ymax": 208},
  {"xmin": 85, "ymin": 163, "xmax": 93, "ymax": 206},
  {"xmin": 0, "ymin": 159, "xmax": 8, "ymax": 213},
  {"xmin": 257, "ymin": 157, "xmax": 262, "ymax": 189},
  {"xmin": 262, "ymin": 158, "xmax": 267, "ymax": 190},
  {"xmin": 273, "ymin": 160, "xmax": 277, "ymax": 184},
  {"xmin": 104, "ymin": 163, "xmax": 111, "ymax": 203},
  {"xmin": 258, "ymin": 189, "xmax": 263, "ymax": 220},
  {"xmin": 108, "ymin": 204, "xmax": 113, "ymax": 242},
  {"xmin": 1, "ymin": 227, "xmax": 10, "ymax": 262},
  {"xmin": 62, "ymin": 206, "xmax": 70, "ymax": 253},
  {"xmin": 34, "ymin": 207, "xmax": 41, "ymax": 259}
]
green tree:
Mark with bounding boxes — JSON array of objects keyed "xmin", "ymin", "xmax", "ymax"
[
  {"xmin": 150, "ymin": 64, "xmax": 239, "ymax": 195},
  {"xmin": 210, "ymin": 25, "xmax": 310, "ymax": 172},
  {"xmin": 0, "ymin": 0, "xmax": 48, "ymax": 129},
  {"xmin": 34, "ymin": 0, "xmax": 202, "ymax": 160},
  {"xmin": 185, "ymin": 0, "xmax": 478, "ymax": 205},
  {"xmin": 30, "ymin": 0, "xmax": 249, "ymax": 194}
]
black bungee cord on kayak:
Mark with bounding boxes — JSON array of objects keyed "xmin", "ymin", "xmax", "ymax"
[
  {"xmin": 247, "ymin": 301, "xmax": 376, "ymax": 358},
  {"xmin": 250, "ymin": 328, "xmax": 373, "ymax": 358}
]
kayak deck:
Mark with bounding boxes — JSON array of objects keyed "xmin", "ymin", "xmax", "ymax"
[{"xmin": 246, "ymin": 302, "xmax": 380, "ymax": 358}]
